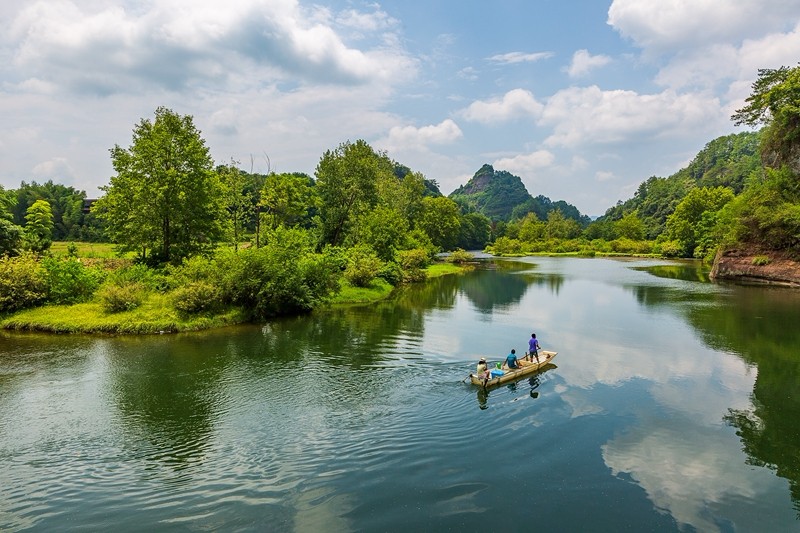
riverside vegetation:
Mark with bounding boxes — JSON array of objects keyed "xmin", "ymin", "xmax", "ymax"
[{"xmin": 2, "ymin": 65, "xmax": 800, "ymax": 332}]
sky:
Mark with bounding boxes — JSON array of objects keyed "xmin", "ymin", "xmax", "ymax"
[{"xmin": 2, "ymin": 1, "xmax": 800, "ymax": 216}]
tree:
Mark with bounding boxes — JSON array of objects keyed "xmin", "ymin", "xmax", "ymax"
[
  {"xmin": 732, "ymin": 65, "xmax": 800, "ymax": 170},
  {"xmin": 665, "ymin": 186, "xmax": 734, "ymax": 257},
  {"xmin": 315, "ymin": 140, "xmax": 388, "ymax": 247},
  {"xmin": 23, "ymin": 199, "xmax": 54, "ymax": 252},
  {"xmin": 260, "ymin": 173, "xmax": 317, "ymax": 232},
  {"xmin": 614, "ymin": 211, "xmax": 645, "ymax": 240},
  {"xmin": 418, "ymin": 196, "xmax": 461, "ymax": 251},
  {"xmin": 0, "ymin": 186, "xmax": 23, "ymax": 255},
  {"xmin": 97, "ymin": 107, "xmax": 226, "ymax": 264},
  {"xmin": 218, "ymin": 161, "xmax": 252, "ymax": 251},
  {"xmin": 545, "ymin": 209, "xmax": 580, "ymax": 239}
]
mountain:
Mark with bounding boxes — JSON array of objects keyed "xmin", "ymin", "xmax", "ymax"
[
  {"xmin": 601, "ymin": 131, "xmax": 761, "ymax": 239},
  {"xmin": 448, "ymin": 164, "xmax": 588, "ymax": 224}
]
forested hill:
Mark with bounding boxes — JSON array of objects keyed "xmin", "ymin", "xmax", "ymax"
[
  {"xmin": 448, "ymin": 164, "xmax": 589, "ymax": 224},
  {"xmin": 602, "ymin": 131, "xmax": 761, "ymax": 239}
]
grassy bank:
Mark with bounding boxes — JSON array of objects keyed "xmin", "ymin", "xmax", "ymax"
[
  {"xmin": 1, "ymin": 293, "xmax": 247, "ymax": 334},
  {"xmin": 0, "ymin": 261, "xmax": 470, "ymax": 334}
]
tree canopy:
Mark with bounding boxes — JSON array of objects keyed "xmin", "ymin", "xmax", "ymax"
[{"xmin": 97, "ymin": 107, "xmax": 226, "ymax": 264}]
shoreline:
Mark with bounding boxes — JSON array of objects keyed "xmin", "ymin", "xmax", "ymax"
[{"xmin": 710, "ymin": 248, "xmax": 800, "ymax": 287}]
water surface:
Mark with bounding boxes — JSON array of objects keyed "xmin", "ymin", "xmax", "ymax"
[{"xmin": 1, "ymin": 257, "xmax": 799, "ymax": 532}]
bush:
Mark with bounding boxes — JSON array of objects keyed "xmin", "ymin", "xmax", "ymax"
[
  {"xmin": 396, "ymin": 248, "xmax": 430, "ymax": 283},
  {"xmin": 98, "ymin": 282, "xmax": 146, "ymax": 313},
  {"xmin": 218, "ymin": 227, "xmax": 341, "ymax": 319},
  {"xmin": 107, "ymin": 263, "xmax": 168, "ymax": 291},
  {"xmin": 42, "ymin": 257, "xmax": 104, "ymax": 304},
  {"xmin": 344, "ymin": 246, "xmax": 383, "ymax": 287},
  {"xmin": 171, "ymin": 281, "xmax": 221, "ymax": 314},
  {"xmin": 447, "ymin": 249, "xmax": 474, "ymax": 264},
  {"xmin": 377, "ymin": 261, "xmax": 403, "ymax": 286},
  {"xmin": 752, "ymin": 255, "xmax": 771, "ymax": 266},
  {"xmin": 0, "ymin": 252, "xmax": 47, "ymax": 313},
  {"xmin": 657, "ymin": 240, "xmax": 683, "ymax": 258}
]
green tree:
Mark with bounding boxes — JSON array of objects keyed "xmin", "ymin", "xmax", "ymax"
[
  {"xmin": 545, "ymin": 209, "xmax": 580, "ymax": 239},
  {"xmin": 23, "ymin": 199, "xmax": 54, "ymax": 252},
  {"xmin": 218, "ymin": 161, "xmax": 253, "ymax": 252},
  {"xmin": 614, "ymin": 211, "xmax": 645, "ymax": 240},
  {"xmin": 517, "ymin": 212, "xmax": 546, "ymax": 242},
  {"xmin": 0, "ymin": 185, "xmax": 23, "ymax": 255},
  {"xmin": 97, "ymin": 107, "xmax": 226, "ymax": 264},
  {"xmin": 315, "ymin": 140, "xmax": 389, "ymax": 247},
  {"xmin": 260, "ymin": 172, "xmax": 317, "ymax": 233},
  {"xmin": 418, "ymin": 196, "xmax": 461, "ymax": 251},
  {"xmin": 732, "ymin": 65, "xmax": 800, "ymax": 170},
  {"xmin": 665, "ymin": 186, "xmax": 734, "ymax": 257}
]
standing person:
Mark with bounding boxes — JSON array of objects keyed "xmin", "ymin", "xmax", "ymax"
[
  {"xmin": 505, "ymin": 349, "xmax": 522, "ymax": 370},
  {"xmin": 528, "ymin": 333, "xmax": 541, "ymax": 363}
]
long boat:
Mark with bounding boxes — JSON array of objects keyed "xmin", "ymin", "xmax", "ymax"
[{"xmin": 469, "ymin": 350, "xmax": 557, "ymax": 387}]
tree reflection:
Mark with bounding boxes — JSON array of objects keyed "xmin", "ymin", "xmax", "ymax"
[{"xmin": 628, "ymin": 279, "xmax": 800, "ymax": 515}]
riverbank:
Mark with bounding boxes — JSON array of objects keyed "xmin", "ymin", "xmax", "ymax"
[
  {"xmin": 710, "ymin": 247, "xmax": 800, "ymax": 287},
  {"xmin": 0, "ymin": 262, "xmax": 471, "ymax": 334}
]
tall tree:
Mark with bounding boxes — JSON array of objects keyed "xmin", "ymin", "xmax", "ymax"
[
  {"xmin": 314, "ymin": 140, "xmax": 388, "ymax": 247},
  {"xmin": 97, "ymin": 107, "xmax": 226, "ymax": 263},
  {"xmin": 23, "ymin": 199, "xmax": 54, "ymax": 252},
  {"xmin": 260, "ymin": 172, "xmax": 317, "ymax": 232},
  {"xmin": 732, "ymin": 65, "xmax": 800, "ymax": 170},
  {"xmin": 218, "ymin": 161, "xmax": 253, "ymax": 252}
]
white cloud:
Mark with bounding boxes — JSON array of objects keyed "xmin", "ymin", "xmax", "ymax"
[
  {"xmin": 380, "ymin": 119, "xmax": 463, "ymax": 152},
  {"xmin": 493, "ymin": 150, "xmax": 555, "ymax": 174},
  {"xmin": 595, "ymin": 170, "xmax": 615, "ymax": 182},
  {"xmin": 487, "ymin": 51, "xmax": 553, "ymax": 65},
  {"xmin": 541, "ymin": 85, "xmax": 723, "ymax": 147},
  {"xmin": 566, "ymin": 49, "xmax": 611, "ymax": 77},
  {"xmin": 7, "ymin": 0, "xmax": 416, "ymax": 95},
  {"xmin": 607, "ymin": 0, "xmax": 799, "ymax": 53},
  {"xmin": 461, "ymin": 89, "xmax": 544, "ymax": 124}
]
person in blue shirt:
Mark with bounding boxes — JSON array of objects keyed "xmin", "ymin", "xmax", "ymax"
[
  {"xmin": 505, "ymin": 349, "xmax": 522, "ymax": 370},
  {"xmin": 528, "ymin": 333, "xmax": 541, "ymax": 363}
]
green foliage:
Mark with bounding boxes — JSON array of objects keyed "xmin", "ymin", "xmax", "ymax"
[
  {"xmin": 10, "ymin": 180, "xmax": 92, "ymax": 241},
  {"xmin": 418, "ymin": 196, "xmax": 461, "ymax": 251},
  {"xmin": 0, "ymin": 252, "xmax": 47, "ymax": 313},
  {"xmin": 732, "ymin": 65, "xmax": 800, "ymax": 169},
  {"xmin": 614, "ymin": 212, "xmax": 645, "ymax": 240},
  {"xmin": 171, "ymin": 281, "xmax": 221, "ymax": 314},
  {"xmin": 41, "ymin": 257, "xmax": 104, "ymax": 305},
  {"xmin": 665, "ymin": 186, "xmax": 735, "ymax": 257},
  {"xmin": 447, "ymin": 249, "xmax": 474, "ymax": 264},
  {"xmin": 752, "ymin": 255, "xmax": 771, "ymax": 266},
  {"xmin": 376, "ymin": 261, "xmax": 403, "ymax": 286},
  {"xmin": 107, "ymin": 264, "xmax": 168, "ymax": 292},
  {"xmin": 355, "ymin": 206, "xmax": 409, "ymax": 262},
  {"xmin": 720, "ymin": 167, "xmax": 800, "ymax": 253},
  {"xmin": 218, "ymin": 161, "xmax": 254, "ymax": 251},
  {"xmin": 23, "ymin": 199, "xmax": 54, "ymax": 252},
  {"xmin": 545, "ymin": 210, "xmax": 581, "ymax": 239},
  {"xmin": 98, "ymin": 282, "xmax": 146, "ymax": 313},
  {"xmin": 260, "ymin": 172, "xmax": 317, "ymax": 232},
  {"xmin": 218, "ymin": 227, "xmax": 340, "ymax": 319},
  {"xmin": 344, "ymin": 245, "xmax": 383, "ymax": 287},
  {"xmin": 0, "ymin": 218, "xmax": 23, "ymax": 256},
  {"xmin": 487, "ymin": 236, "xmax": 523, "ymax": 256},
  {"xmin": 456, "ymin": 211, "xmax": 492, "ymax": 250},
  {"xmin": 97, "ymin": 107, "xmax": 226, "ymax": 264},
  {"xmin": 396, "ymin": 248, "xmax": 430, "ymax": 282},
  {"xmin": 315, "ymin": 140, "xmax": 388, "ymax": 247}
]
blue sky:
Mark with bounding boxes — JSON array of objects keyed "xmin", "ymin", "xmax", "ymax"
[{"xmin": 2, "ymin": 1, "xmax": 800, "ymax": 216}]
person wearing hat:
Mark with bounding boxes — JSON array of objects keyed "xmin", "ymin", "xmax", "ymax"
[{"xmin": 476, "ymin": 357, "xmax": 490, "ymax": 380}]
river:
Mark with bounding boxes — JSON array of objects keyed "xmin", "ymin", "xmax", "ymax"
[{"xmin": 1, "ymin": 257, "xmax": 799, "ymax": 532}]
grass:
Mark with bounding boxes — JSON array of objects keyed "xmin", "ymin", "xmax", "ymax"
[
  {"xmin": 328, "ymin": 278, "xmax": 395, "ymax": 305},
  {"xmin": 50, "ymin": 241, "xmax": 127, "ymax": 258},
  {"xmin": 426, "ymin": 262, "xmax": 469, "ymax": 278},
  {"xmin": 1, "ymin": 293, "xmax": 247, "ymax": 334}
]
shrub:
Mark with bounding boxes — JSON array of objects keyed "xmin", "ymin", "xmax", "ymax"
[
  {"xmin": 657, "ymin": 240, "xmax": 683, "ymax": 258},
  {"xmin": 171, "ymin": 281, "xmax": 221, "ymax": 314},
  {"xmin": 344, "ymin": 246, "xmax": 383, "ymax": 287},
  {"xmin": 107, "ymin": 264, "xmax": 168, "ymax": 292},
  {"xmin": 447, "ymin": 249, "xmax": 474, "ymax": 264},
  {"xmin": 377, "ymin": 261, "xmax": 403, "ymax": 285},
  {"xmin": 396, "ymin": 248, "xmax": 430, "ymax": 283},
  {"xmin": 42, "ymin": 257, "xmax": 104, "ymax": 304},
  {"xmin": 0, "ymin": 252, "xmax": 47, "ymax": 313},
  {"xmin": 98, "ymin": 282, "xmax": 146, "ymax": 313},
  {"xmin": 752, "ymin": 255, "xmax": 771, "ymax": 266}
]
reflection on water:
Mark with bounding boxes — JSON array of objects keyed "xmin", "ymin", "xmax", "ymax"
[{"xmin": 1, "ymin": 257, "xmax": 800, "ymax": 532}]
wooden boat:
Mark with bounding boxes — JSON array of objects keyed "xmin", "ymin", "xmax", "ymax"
[{"xmin": 469, "ymin": 350, "xmax": 557, "ymax": 387}]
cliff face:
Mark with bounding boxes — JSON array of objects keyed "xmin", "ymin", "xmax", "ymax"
[{"xmin": 711, "ymin": 247, "xmax": 800, "ymax": 287}]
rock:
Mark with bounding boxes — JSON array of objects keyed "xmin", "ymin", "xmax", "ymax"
[{"xmin": 710, "ymin": 247, "xmax": 800, "ymax": 287}]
